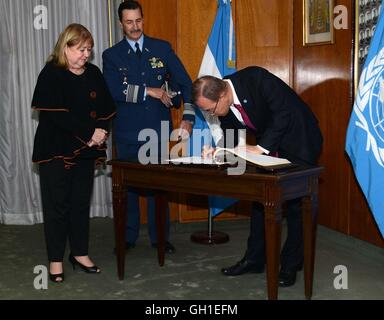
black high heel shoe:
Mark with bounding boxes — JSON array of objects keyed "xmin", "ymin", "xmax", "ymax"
[
  {"xmin": 68, "ymin": 254, "xmax": 100, "ymax": 274},
  {"xmin": 49, "ymin": 273, "xmax": 65, "ymax": 283}
]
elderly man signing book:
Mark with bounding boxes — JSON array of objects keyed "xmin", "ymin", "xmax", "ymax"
[{"xmin": 190, "ymin": 66, "xmax": 323, "ymax": 287}]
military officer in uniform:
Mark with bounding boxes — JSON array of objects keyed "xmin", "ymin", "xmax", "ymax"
[{"xmin": 103, "ymin": 0, "xmax": 195, "ymax": 253}]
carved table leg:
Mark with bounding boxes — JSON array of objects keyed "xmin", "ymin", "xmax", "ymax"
[
  {"xmin": 155, "ymin": 191, "xmax": 167, "ymax": 266},
  {"xmin": 302, "ymin": 176, "xmax": 319, "ymax": 300},
  {"xmin": 112, "ymin": 182, "xmax": 127, "ymax": 280}
]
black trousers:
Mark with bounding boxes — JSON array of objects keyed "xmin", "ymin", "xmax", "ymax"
[
  {"xmin": 39, "ymin": 159, "xmax": 95, "ymax": 262},
  {"xmin": 244, "ymin": 198, "xmax": 304, "ymax": 272}
]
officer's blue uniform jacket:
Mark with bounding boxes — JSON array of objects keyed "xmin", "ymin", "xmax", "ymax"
[{"xmin": 102, "ymin": 35, "xmax": 194, "ymax": 144}]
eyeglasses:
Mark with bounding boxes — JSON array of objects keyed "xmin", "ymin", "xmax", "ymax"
[{"xmin": 209, "ymin": 98, "xmax": 220, "ymax": 115}]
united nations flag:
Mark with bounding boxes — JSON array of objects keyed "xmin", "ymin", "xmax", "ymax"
[{"xmin": 345, "ymin": 8, "xmax": 384, "ymax": 237}]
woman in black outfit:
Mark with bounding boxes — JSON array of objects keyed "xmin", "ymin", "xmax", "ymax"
[{"xmin": 31, "ymin": 24, "xmax": 115, "ymax": 283}]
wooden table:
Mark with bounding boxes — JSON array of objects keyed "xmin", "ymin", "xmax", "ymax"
[{"xmin": 109, "ymin": 160, "xmax": 322, "ymax": 300}]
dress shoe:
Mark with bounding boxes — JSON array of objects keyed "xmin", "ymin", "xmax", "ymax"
[
  {"xmin": 151, "ymin": 241, "xmax": 176, "ymax": 254},
  {"xmin": 68, "ymin": 254, "xmax": 101, "ymax": 274},
  {"xmin": 49, "ymin": 273, "xmax": 64, "ymax": 283},
  {"xmin": 278, "ymin": 270, "xmax": 297, "ymax": 287},
  {"xmin": 221, "ymin": 259, "xmax": 264, "ymax": 276}
]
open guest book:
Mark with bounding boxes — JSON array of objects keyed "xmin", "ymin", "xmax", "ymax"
[{"xmin": 167, "ymin": 147, "xmax": 295, "ymax": 171}]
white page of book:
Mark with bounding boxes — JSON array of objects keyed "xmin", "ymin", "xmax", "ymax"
[{"xmin": 214, "ymin": 148, "xmax": 291, "ymax": 166}]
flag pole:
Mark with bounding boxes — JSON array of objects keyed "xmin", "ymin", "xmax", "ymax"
[{"xmin": 190, "ymin": 210, "xmax": 229, "ymax": 244}]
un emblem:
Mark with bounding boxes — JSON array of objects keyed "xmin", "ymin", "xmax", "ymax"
[
  {"xmin": 370, "ymin": 75, "xmax": 384, "ymax": 143},
  {"xmin": 354, "ymin": 49, "xmax": 384, "ymax": 167}
]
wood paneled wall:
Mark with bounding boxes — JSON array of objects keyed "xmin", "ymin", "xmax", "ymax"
[
  {"xmin": 236, "ymin": 0, "xmax": 293, "ymax": 84},
  {"xmin": 140, "ymin": 0, "xmax": 177, "ymax": 46},
  {"xmin": 293, "ymin": 0, "xmax": 352, "ymax": 235},
  {"xmin": 135, "ymin": 0, "xmax": 383, "ymax": 247},
  {"xmin": 177, "ymin": 0, "xmax": 293, "ymax": 84},
  {"xmin": 293, "ymin": 0, "xmax": 383, "ymax": 247}
]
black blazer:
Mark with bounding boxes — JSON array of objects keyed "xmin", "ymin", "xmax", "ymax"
[{"xmin": 220, "ymin": 66, "xmax": 323, "ymax": 165}]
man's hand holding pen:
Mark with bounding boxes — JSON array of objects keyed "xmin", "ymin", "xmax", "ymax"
[{"xmin": 202, "ymin": 144, "xmax": 215, "ymax": 159}]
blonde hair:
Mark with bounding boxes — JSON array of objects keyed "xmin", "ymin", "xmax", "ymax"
[{"xmin": 47, "ymin": 23, "xmax": 94, "ymax": 68}]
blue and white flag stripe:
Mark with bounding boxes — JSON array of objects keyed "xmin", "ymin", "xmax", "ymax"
[
  {"xmin": 345, "ymin": 9, "xmax": 384, "ymax": 237},
  {"xmin": 198, "ymin": 44, "xmax": 221, "ymax": 78},
  {"xmin": 198, "ymin": 0, "xmax": 236, "ymax": 78},
  {"xmin": 190, "ymin": 0, "xmax": 237, "ymax": 217}
]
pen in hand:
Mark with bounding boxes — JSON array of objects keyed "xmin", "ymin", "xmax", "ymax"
[{"xmin": 202, "ymin": 145, "xmax": 215, "ymax": 160}]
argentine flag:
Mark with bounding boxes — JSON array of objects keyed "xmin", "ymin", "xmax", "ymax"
[
  {"xmin": 190, "ymin": 0, "xmax": 237, "ymax": 217},
  {"xmin": 345, "ymin": 9, "xmax": 384, "ymax": 237}
]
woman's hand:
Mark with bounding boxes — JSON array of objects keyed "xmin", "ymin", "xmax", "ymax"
[{"xmin": 87, "ymin": 128, "xmax": 108, "ymax": 147}]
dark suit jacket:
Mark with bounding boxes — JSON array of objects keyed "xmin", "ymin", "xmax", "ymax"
[
  {"xmin": 102, "ymin": 35, "xmax": 192, "ymax": 144},
  {"xmin": 220, "ymin": 66, "xmax": 323, "ymax": 165}
]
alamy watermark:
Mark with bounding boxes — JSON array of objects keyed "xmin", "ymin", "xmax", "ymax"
[
  {"xmin": 33, "ymin": 5, "xmax": 48, "ymax": 30},
  {"xmin": 137, "ymin": 121, "xmax": 247, "ymax": 175},
  {"xmin": 334, "ymin": 5, "xmax": 349, "ymax": 30},
  {"xmin": 33, "ymin": 265, "xmax": 48, "ymax": 290},
  {"xmin": 32, "ymin": 4, "xmax": 349, "ymax": 31},
  {"xmin": 333, "ymin": 265, "xmax": 348, "ymax": 290}
]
